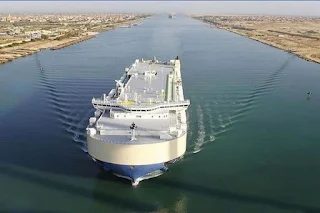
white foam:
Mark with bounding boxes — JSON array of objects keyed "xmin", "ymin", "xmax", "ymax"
[{"xmin": 194, "ymin": 105, "xmax": 205, "ymax": 151}]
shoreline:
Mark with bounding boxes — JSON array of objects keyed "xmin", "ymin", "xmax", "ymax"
[
  {"xmin": 0, "ymin": 17, "xmax": 146, "ymax": 65},
  {"xmin": 218, "ymin": 26, "xmax": 320, "ymax": 64},
  {"xmin": 50, "ymin": 35, "xmax": 96, "ymax": 50},
  {"xmin": 196, "ymin": 18, "xmax": 320, "ymax": 65}
]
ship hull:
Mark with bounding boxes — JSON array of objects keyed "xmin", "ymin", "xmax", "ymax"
[
  {"xmin": 87, "ymin": 133, "xmax": 187, "ymax": 185},
  {"xmin": 86, "ymin": 57, "xmax": 189, "ymax": 186},
  {"xmin": 93, "ymin": 159, "xmax": 169, "ymax": 185}
]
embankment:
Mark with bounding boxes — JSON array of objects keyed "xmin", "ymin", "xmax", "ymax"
[
  {"xmin": 220, "ymin": 27, "xmax": 320, "ymax": 64},
  {"xmin": 50, "ymin": 35, "xmax": 95, "ymax": 50},
  {"xmin": 196, "ymin": 18, "xmax": 320, "ymax": 64}
]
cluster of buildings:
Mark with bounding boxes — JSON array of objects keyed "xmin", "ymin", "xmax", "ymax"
[
  {"xmin": 0, "ymin": 13, "xmax": 146, "ymax": 48},
  {"xmin": 196, "ymin": 15, "xmax": 320, "ymax": 24},
  {"xmin": 0, "ymin": 13, "xmax": 142, "ymax": 24},
  {"xmin": 0, "ymin": 25, "xmax": 42, "ymax": 41}
]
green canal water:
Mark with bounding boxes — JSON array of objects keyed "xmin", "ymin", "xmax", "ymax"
[{"xmin": 0, "ymin": 15, "xmax": 320, "ymax": 213}]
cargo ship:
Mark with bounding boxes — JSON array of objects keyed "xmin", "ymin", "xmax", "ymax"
[
  {"xmin": 169, "ymin": 13, "xmax": 176, "ymax": 19},
  {"xmin": 86, "ymin": 56, "xmax": 190, "ymax": 186}
]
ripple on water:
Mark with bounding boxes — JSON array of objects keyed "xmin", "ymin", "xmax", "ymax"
[
  {"xmin": 184, "ymin": 56, "xmax": 293, "ymax": 154},
  {"xmin": 34, "ymin": 53, "xmax": 97, "ymax": 151}
]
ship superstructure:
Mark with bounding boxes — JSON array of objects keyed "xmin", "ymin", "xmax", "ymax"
[
  {"xmin": 169, "ymin": 13, "xmax": 176, "ymax": 19},
  {"xmin": 86, "ymin": 56, "xmax": 190, "ymax": 186}
]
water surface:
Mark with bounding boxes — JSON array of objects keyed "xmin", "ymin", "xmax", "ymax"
[{"xmin": 0, "ymin": 15, "xmax": 320, "ymax": 213}]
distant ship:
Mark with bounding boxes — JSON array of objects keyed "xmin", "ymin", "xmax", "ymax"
[
  {"xmin": 169, "ymin": 13, "xmax": 176, "ymax": 19},
  {"xmin": 86, "ymin": 56, "xmax": 190, "ymax": 186}
]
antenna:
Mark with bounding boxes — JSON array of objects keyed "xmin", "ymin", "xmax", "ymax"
[{"xmin": 130, "ymin": 122, "xmax": 137, "ymax": 141}]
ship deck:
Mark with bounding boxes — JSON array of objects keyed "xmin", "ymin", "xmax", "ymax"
[
  {"xmin": 93, "ymin": 110, "xmax": 178, "ymax": 144},
  {"xmin": 119, "ymin": 61, "xmax": 174, "ymax": 104}
]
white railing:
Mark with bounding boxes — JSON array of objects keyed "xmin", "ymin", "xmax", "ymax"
[
  {"xmin": 92, "ymin": 98, "xmax": 190, "ymax": 111},
  {"xmin": 99, "ymin": 129, "xmax": 165, "ymax": 136},
  {"xmin": 96, "ymin": 126, "xmax": 170, "ymax": 132},
  {"xmin": 89, "ymin": 130, "xmax": 187, "ymax": 144}
]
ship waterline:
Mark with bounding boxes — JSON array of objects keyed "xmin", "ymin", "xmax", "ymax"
[{"xmin": 86, "ymin": 56, "xmax": 190, "ymax": 186}]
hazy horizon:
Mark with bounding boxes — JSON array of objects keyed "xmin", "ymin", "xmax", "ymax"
[{"xmin": 1, "ymin": 1, "xmax": 320, "ymax": 16}]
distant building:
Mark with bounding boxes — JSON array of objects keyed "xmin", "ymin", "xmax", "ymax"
[{"xmin": 30, "ymin": 31, "xmax": 42, "ymax": 39}]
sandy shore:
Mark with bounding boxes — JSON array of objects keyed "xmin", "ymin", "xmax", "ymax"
[
  {"xmin": 0, "ymin": 17, "xmax": 145, "ymax": 65},
  {"xmin": 219, "ymin": 27, "xmax": 320, "ymax": 64},
  {"xmin": 0, "ymin": 36, "xmax": 93, "ymax": 64},
  {"xmin": 194, "ymin": 16, "xmax": 320, "ymax": 64}
]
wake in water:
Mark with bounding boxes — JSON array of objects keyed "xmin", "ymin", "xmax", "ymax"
[
  {"xmin": 193, "ymin": 105, "xmax": 205, "ymax": 153},
  {"xmin": 34, "ymin": 53, "xmax": 93, "ymax": 151},
  {"xmin": 185, "ymin": 55, "xmax": 295, "ymax": 156},
  {"xmin": 187, "ymin": 106, "xmax": 231, "ymax": 155},
  {"xmin": 233, "ymin": 55, "xmax": 295, "ymax": 120},
  {"xmin": 226, "ymin": 56, "xmax": 295, "ymax": 131}
]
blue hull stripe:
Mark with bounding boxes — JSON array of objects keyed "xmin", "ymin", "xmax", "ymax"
[{"xmin": 102, "ymin": 162, "xmax": 168, "ymax": 181}]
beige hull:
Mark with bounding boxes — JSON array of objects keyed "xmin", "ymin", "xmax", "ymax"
[{"xmin": 87, "ymin": 133, "xmax": 187, "ymax": 165}]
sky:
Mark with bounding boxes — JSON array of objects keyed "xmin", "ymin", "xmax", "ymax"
[{"xmin": 1, "ymin": 1, "xmax": 320, "ymax": 16}]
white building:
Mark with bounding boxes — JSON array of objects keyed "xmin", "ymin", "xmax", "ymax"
[{"xmin": 29, "ymin": 31, "xmax": 42, "ymax": 39}]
